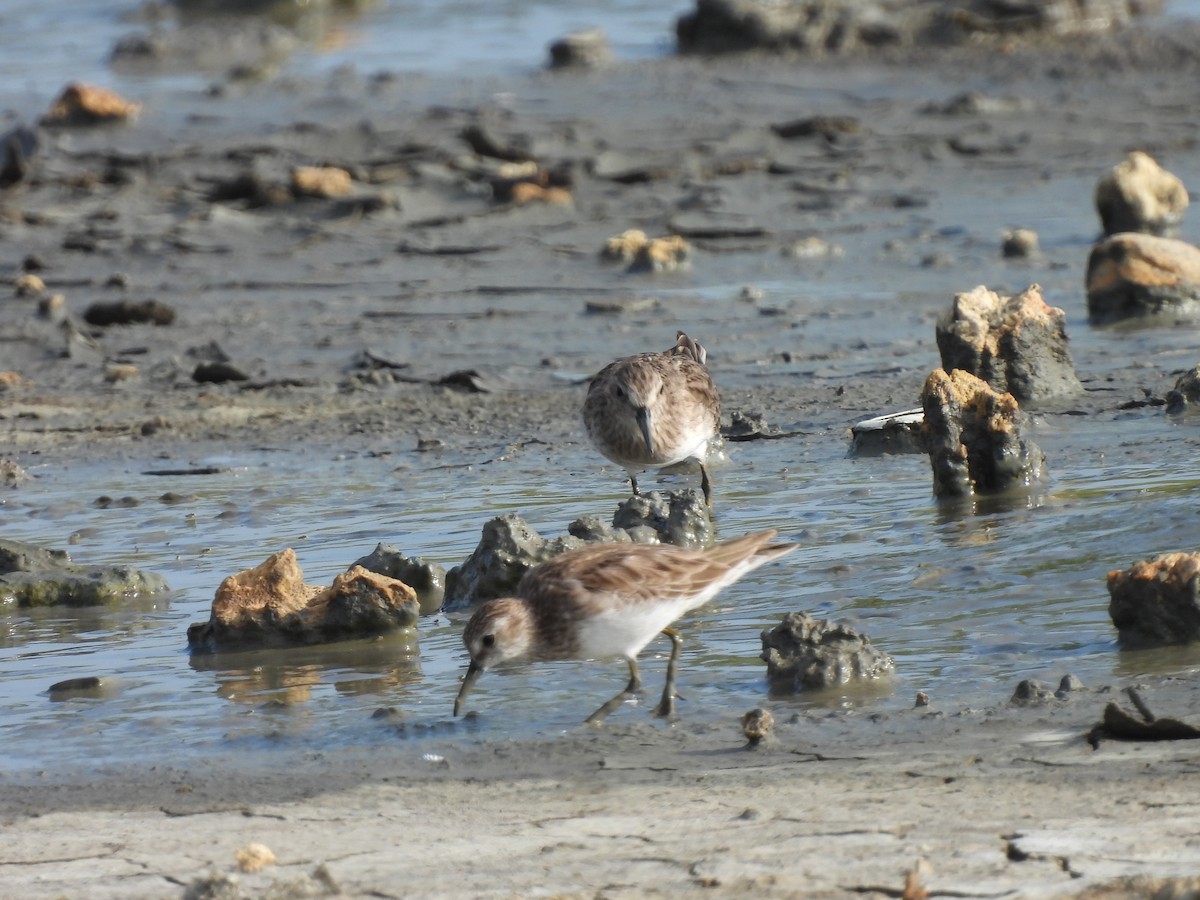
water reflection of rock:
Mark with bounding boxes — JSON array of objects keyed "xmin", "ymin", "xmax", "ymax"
[{"xmin": 189, "ymin": 637, "xmax": 421, "ymax": 705}]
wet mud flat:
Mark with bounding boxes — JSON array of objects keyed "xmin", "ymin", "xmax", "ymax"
[{"xmin": 4, "ymin": 20, "xmax": 1200, "ymax": 899}]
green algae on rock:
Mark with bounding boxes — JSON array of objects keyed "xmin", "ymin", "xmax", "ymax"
[{"xmin": 0, "ymin": 538, "xmax": 169, "ymax": 607}]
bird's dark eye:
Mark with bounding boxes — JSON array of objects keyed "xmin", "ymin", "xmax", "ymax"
[
  {"xmin": 482, "ymin": 634, "xmax": 496, "ymax": 648},
  {"xmin": 613, "ymin": 385, "xmax": 626, "ymax": 399}
]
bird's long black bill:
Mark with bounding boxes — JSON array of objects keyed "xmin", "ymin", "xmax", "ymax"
[
  {"xmin": 453, "ymin": 662, "xmax": 483, "ymax": 716},
  {"xmin": 636, "ymin": 406, "xmax": 655, "ymax": 457}
]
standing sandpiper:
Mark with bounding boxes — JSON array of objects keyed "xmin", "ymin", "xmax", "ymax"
[
  {"xmin": 582, "ymin": 332, "xmax": 720, "ymax": 505},
  {"xmin": 453, "ymin": 529, "xmax": 797, "ymax": 724}
]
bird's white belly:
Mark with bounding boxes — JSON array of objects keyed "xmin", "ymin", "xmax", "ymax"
[{"xmin": 575, "ymin": 598, "xmax": 694, "ymax": 660}]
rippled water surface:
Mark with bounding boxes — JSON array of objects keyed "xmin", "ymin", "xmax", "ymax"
[{"xmin": 4, "ymin": 400, "xmax": 1200, "ymax": 771}]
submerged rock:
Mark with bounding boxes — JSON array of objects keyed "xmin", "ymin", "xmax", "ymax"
[
  {"xmin": 760, "ymin": 611, "xmax": 894, "ymax": 691},
  {"xmin": 354, "ymin": 543, "xmax": 446, "ymax": 615},
  {"xmin": 187, "ymin": 549, "xmax": 418, "ymax": 652},
  {"xmin": 1107, "ymin": 552, "xmax": 1200, "ymax": 648},
  {"xmin": 920, "ymin": 368, "xmax": 1044, "ymax": 498},
  {"xmin": 935, "ymin": 284, "xmax": 1081, "ymax": 402},
  {"xmin": 0, "ymin": 538, "xmax": 168, "ymax": 607},
  {"xmin": 1086, "ymin": 233, "xmax": 1200, "ymax": 324},
  {"xmin": 1095, "ymin": 151, "xmax": 1188, "ymax": 237}
]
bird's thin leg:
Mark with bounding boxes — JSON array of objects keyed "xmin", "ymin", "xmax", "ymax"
[
  {"xmin": 653, "ymin": 627, "xmax": 683, "ymax": 720},
  {"xmin": 699, "ymin": 464, "xmax": 713, "ymax": 508},
  {"xmin": 630, "ymin": 473, "xmax": 641, "ymax": 496},
  {"xmin": 585, "ymin": 657, "xmax": 642, "ymax": 726}
]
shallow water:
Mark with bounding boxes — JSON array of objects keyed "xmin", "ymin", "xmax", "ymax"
[{"xmin": 4, "ymin": 380, "xmax": 1200, "ymax": 772}]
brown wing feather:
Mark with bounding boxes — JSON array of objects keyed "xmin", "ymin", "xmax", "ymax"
[
  {"xmin": 520, "ymin": 542, "xmax": 714, "ymax": 608},
  {"xmin": 519, "ymin": 531, "xmax": 795, "ymax": 613}
]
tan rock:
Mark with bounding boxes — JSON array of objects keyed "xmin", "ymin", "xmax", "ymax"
[
  {"xmin": 234, "ymin": 843, "xmax": 276, "ymax": 873},
  {"xmin": 104, "ymin": 364, "xmax": 140, "ymax": 383},
  {"xmin": 1086, "ymin": 232, "xmax": 1200, "ymax": 324},
  {"xmin": 1108, "ymin": 552, "xmax": 1200, "ymax": 648},
  {"xmin": 41, "ymin": 83, "xmax": 140, "ymax": 127},
  {"xmin": 600, "ymin": 229, "xmax": 648, "ymax": 263},
  {"xmin": 510, "ymin": 182, "xmax": 572, "ymax": 206},
  {"xmin": 920, "ymin": 368, "xmax": 1043, "ymax": 498},
  {"xmin": 936, "ymin": 284, "xmax": 1080, "ymax": 401},
  {"xmin": 14, "ymin": 273, "xmax": 45, "ymax": 297},
  {"xmin": 1095, "ymin": 150, "xmax": 1188, "ymax": 236},
  {"xmin": 630, "ymin": 235, "xmax": 691, "ymax": 273},
  {"xmin": 187, "ymin": 549, "xmax": 419, "ymax": 651},
  {"xmin": 291, "ymin": 166, "xmax": 353, "ymax": 198}
]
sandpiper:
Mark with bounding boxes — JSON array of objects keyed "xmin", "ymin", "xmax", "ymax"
[
  {"xmin": 453, "ymin": 529, "xmax": 797, "ymax": 724},
  {"xmin": 582, "ymin": 331, "xmax": 721, "ymax": 505}
]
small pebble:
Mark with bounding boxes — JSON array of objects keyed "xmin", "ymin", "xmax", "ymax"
[
  {"xmin": 741, "ymin": 707, "xmax": 775, "ymax": 745},
  {"xmin": 234, "ymin": 843, "xmax": 276, "ymax": 873}
]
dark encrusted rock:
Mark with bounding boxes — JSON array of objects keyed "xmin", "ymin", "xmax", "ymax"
[
  {"xmin": 920, "ymin": 368, "xmax": 1044, "ymax": 498},
  {"xmin": 676, "ymin": 0, "xmax": 1158, "ymax": 56},
  {"xmin": 1, "ymin": 459, "xmax": 29, "ymax": 488},
  {"xmin": 936, "ymin": 284, "xmax": 1081, "ymax": 402},
  {"xmin": 1165, "ymin": 365, "xmax": 1200, "ymax": 414},
  {"xmin": 611, "ymin": 489, "xmax": 714, "ymax": 549},
  {"xmin": 0, "ymin": 125, "xmax": 39, "ymax": 188},
  {"xmin": 83, "ymin": 299, "xmax": 176, "ymax": 327},
  {"xmin": 193, "ymin": 361, "xmax": 250, "ymax": 383},
  {"xmin": 441, "ymin": 515, "xmax": 587, "ymax": 612},
  {"xmin": 548, "ymin": 28, "xmax": 614, "ymax": 69},
  {"xmin": 760, "ymin": 611, "xmax": 894, "ymax": 691},
  {"xmin": 1086, "ymin": 233, "xmax": 1200, "ymax": 324},
  {"xmin": 1010, "ymin": 678, "xmax": 1055, "ymax": 705},
  {"xmin": 187, "ymin": 548, "xmax": 418, "ymax": 652},
  {"xmin": 566, "ymin": 515, "xmax": 634, "ymax": 544},
  {"xmin": 1095, "ymin": 151, "xmax": 1188, "ymax": 237},
  {"xmin": 1107, "ymin": 552, "xmax": 1200, "ymax": 648},
  {"xmin": 1002, "ymin": 228, "xmax": 1039, "ymax": 259},
  {"xmin": 354, "ymin": 543, "xmax": 446, "ymax": 616},
  {"xmin": 0, "ymin": 538, "xmax": 169, "ymax": 607}
]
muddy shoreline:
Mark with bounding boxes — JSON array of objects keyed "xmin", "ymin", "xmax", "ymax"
[{"xmin": 4, "ymin": 21, "xmax": 1200, "ymax": 898}]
